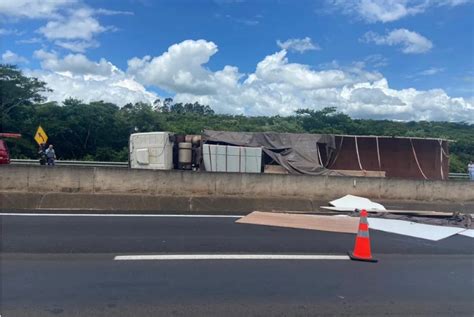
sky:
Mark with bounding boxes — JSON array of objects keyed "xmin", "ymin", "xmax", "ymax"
[{"xmin": 0, "ymin": 0, "xmax": 473, "ymax": 122}]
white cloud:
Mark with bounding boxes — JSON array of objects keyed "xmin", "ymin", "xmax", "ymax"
[
  {"xmin": 27, "ymin": 51, "xmax": 158, "ymax": 106},
  {"xmin": 128, "ymin": 40, "xmax": 379, "ymax": 98},
  {"xmin": 0, "ymin": 28, "xmax": 23, "ymax": 36},
  {"xmin": 214, "ymin": 13, "xmax": 261, "ymax": 26},
  {"xmin": 16, "ymin": 37, "xmax": 43, "ymax": 44},
  {"xmin": 276, "ymin": 37, "xmax": 320, "ymax": 53},
  {"xmin": 328, "ymin": 0, "xmax": 471, "ymax": 23},
  {"xmin": 20, "ymin": 39, "xmax": 473, "ymax": 122},
  {"xmin": 229, "ymin": 16, "xmax": 260, "ymax": 26},
  {"xmin": 363, "ymin": 54, "xmax": 389, "ymax": 68},
  {"xmin": 1, "ymin": 50, "xmax": 29, "ymax": 64},
  {"xmin": 417, "ymin": 67, "xmax": 444, "ymax": 76},
  {"xmin": 350, "ymin": 87, "xmax": 404, "ymax": 105},
  {"xmin": 95, "ymin": 8, "xmax": 134, "ymax": 16},
  {"xmin": 127, "ymin": 39, "xmax": 233, "ymax": 95},
  {"xmin": 1, "ymin": 1, "xmax": 127, "ymax": 52},
  {"xmin": 335, "ymin": 79, "xmax": 472, "ymax": 121},
  {"xmin": 362, "ymin": 28, "xmax": 433, "ymax": 53},
  {"xmin": 35, "ymin": 7, "xmax": 116, "ymax": 52},
  {"xmin": 28, "ymin": 69, "xmax": 159, "ymax": 106},
  {"xmin": 0, "ymin": 0, "xmax": 134, "ymax": 19},
  {"xmin": 437, "ymin": 0, "xmax": 471, "ymax": 6},
  {"xmin": 249, "ymin": 50, "xmax": 382, "ymax": 90},
  {"xmin": 0, "ymin": 0, "xmax": 75, "ymax": 19},
  {"xmin": 38, "ymin": 8, "xmax": 107, "ymax": 41},
  {"xmin": 54, "ymin": 40, "xmax": 100, "ymax": 53},
  {"xmin": 34, "ymin": 49, "xmax": 116, "ymax": 76},
  {"xmin": 127, "ymin": 40, "xmax": 472, "ymax": 121},
  {"xmin": 234, "ymin": 18, "xmax": 259, "ymax": 26},
  {"xmin": 357, "ymin": 0, "xmax": 424, "ymax": 23}
]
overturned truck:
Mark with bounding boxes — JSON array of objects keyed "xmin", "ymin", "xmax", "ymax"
[{"xmin": 202, "ymin": 130, "xmax": 449, "ymax": 180}]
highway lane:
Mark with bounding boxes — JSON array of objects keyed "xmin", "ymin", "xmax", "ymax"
[
  {"xmin": 2, "ymin": 214, "xmax": 473, "ymax": 254},
  {"xmin": 1, "ymin": 213, "xmax": 474, "ymax": 316}
]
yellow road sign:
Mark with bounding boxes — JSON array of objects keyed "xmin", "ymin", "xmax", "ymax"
[{"xmin": 34, "ymin": 126, "xmax": 48, "ymax": 145}]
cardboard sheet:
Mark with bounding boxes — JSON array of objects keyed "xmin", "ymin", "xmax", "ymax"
[
  {"xmin": 458, "ymin": 229, "xmax": 474, "ymax": 238},
  {"xmin": 367, "ymin": 218, "xmax": 465, "ymax": 241},
  {"xmin": 329, "ymin": 195, "xmax": 386, "ymax": 211},
  {"xmin": 236, "ymin": 211, "xmax": 359, "ymax": 233}
]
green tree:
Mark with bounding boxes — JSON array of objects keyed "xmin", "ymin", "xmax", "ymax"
[
  {"xmin": 295, "ymin": 107, "xmax": 355, "ymax": 134},
  {"xmin": 0, "ymin": 65, "xmax": 51, "ymax": 131}
]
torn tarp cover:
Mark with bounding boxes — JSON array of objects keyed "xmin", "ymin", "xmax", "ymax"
[{"xmin": 202, "ymin": 130, "xmax": 336, "ymax": 175}]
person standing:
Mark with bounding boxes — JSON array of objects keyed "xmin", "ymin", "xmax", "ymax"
[
  {"xmin": 469, "ymin": 161, "xmax": 474, "ymax": 181},
  {"xmin": 38, "ymin": 143, "xmax": 47, "ymax": 165},
  {"xmin": 45, "ymin": 144, "xmax": 56, "ymax": 166}
]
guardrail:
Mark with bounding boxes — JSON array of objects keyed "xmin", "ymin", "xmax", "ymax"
[
  {"xmin": 449, "ymin": 172, "xmax": 470, "ymax": 180},
  {"xmin": 11, "ymin": 159, "xmax": 128, "ymax": 168},
  {"xmin": 8, "ymin": 159, "xmax": 471, "ymax": 180}
]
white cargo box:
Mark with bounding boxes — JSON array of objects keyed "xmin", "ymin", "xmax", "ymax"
[
  {"xmin": 240, "ymin": 147, "xmax": 262, "ymax": 173},
  {"xmin": 203, "ymin": 144, "xmax": 262, "ymax": 173},
  {"xmin": 129, "ymin": 132, "xmax": 173, "ymax": 170}
]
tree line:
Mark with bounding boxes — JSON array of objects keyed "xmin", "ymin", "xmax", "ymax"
[{"xmin": 1, "ymin": 64, "xmax": 473, "ymax": 172}]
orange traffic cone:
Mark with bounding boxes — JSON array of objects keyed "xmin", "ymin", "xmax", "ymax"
[{"xmin": 348, "ymin": 209, "xmax": 378, "ymax": 262}]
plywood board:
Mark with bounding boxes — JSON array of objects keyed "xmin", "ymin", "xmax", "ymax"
[
  {"xmin": 264, "ymin": 165, "xmax": 289, "ymax": 174},
  {"xmin": 367, "ymin": 218, "xmax": 465, "ymax": 241},
  {"xmin": 329, "ymin": 195, "xmax": 386, "ymax": 211},
  {"xmin": 332, "ymin": 170, "xmax": 386, "ymax": 178},
  {"xmin": 236, "ymin": 211, "xmax": 359, "ymax": 233},
  {"xmin": 320, "ymin": 206, "xmax": 452, "ymax": 216}
]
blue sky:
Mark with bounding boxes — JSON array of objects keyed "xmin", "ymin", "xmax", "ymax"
[{"xmin": 1, "ymin": 0, "xmax": 473, "ymax": 121}]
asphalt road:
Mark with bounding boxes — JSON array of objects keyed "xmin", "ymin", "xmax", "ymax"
[{"xmin": 1, "ymin": 213, "xmax": 473, "ymax": 316}]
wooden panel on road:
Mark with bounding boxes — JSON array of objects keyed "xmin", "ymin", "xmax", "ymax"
[{"xmin": 236, "ymin": 211, "xmax": 359, "ymax": 234}]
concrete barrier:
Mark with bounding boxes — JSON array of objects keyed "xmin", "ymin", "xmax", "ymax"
[{"xmin": 1, "ymin": 165, "xmax": 473, "ymax": 212}]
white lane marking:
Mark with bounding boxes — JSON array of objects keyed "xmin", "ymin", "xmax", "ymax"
[
  {"xmin": 0, "ymin": 213, "xmax": 241, "ymax": 218},
  {"xmin": 114, "ymin": 254, "xmax": 350, "ymax": 261}
]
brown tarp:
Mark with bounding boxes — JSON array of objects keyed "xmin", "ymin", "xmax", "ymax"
[
  {"xmin": 202, "ymin": 130, "xmax": 336, "ymax": 175},
  {"xmin": 202, "ymin": 130, "xmax": 449, "ymax": 179},
  {"xmin": 327, "ymin": 136, "xmax": 449, "ymax": 180}
]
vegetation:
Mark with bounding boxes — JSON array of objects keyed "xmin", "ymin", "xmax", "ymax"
[{"xmin": 1, "ymin": 64, "xmax": 473, "ymax": 172}]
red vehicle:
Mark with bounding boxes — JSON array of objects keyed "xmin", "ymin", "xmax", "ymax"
[
  {"xmin": 0, "ymin": 139, "xmax": 10, "ymax": 164},
  {"xmin": 0, "ymin": 133, "xmax": 21, "ymax": 164}
]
